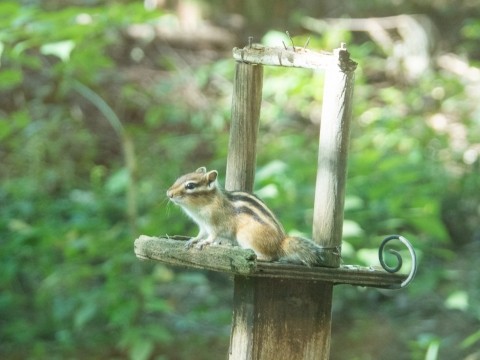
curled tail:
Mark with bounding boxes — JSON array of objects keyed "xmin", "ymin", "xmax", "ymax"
[{"xmin": 280, "ymin": 236, "xmax": 326, "ymax": 267}]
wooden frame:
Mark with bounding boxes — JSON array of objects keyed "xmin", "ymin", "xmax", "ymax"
[{"xmin": 134, "ymin": 42, "xmax": 414, "ymax": 360}]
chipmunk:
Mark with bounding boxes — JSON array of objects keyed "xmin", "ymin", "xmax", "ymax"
[{"xmin": 166, "ymin": 167, "xmax": 325, "ymax": 266}]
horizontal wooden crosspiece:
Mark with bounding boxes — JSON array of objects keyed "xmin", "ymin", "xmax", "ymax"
[
  {"xmin": 134, "ymin": 235, "xmax": 416, "ymax": 289},
  {"xmin": 232, "ymin": 42, "xmax": 357, "ymax": 71}
]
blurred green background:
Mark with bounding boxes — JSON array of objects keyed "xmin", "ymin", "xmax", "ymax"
[{"xmin": 1, "ymin": 0, "xmax": 479, "ymax": 359}]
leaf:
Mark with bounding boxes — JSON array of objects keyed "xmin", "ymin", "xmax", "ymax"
[
  {"xmin": 40, "ymin": 40, "xmax": 75, "ymax": 62},
  {"xmin": 445, "ymin": 291, "xmax": 469, "ymax": 312},
  {"xmin": 261, "ymin": 30, "xmax": 290, "ymax": 46},
  {"xmin": 0, "ymin": 68, "xmax": 22, "ymax": 90},
  {"xmin": 74, "ymin": 303, "xmax": 97, "ymax": 330},
  {"xmin": 106, "ymin": 168, "xmax": 129, "ymax": 195},
  {"xmin": 0, "ymin": 109, "xmax": 29, "ymax": 140},
  {"xmin": 342, "ymin": 219, "xmax": 364, "ymax": 238},
  {"xmin": 461, "ymin": 329, "xmax": 480, "ymax": 349},
  {"xmin": 129, "ymin": 338, "xmax": 154, "ymax": 360}
]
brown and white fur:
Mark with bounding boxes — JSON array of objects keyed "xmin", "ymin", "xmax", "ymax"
[{"xmin": 167, "ymin": 167, "xmax": 325, "ymax": 266}]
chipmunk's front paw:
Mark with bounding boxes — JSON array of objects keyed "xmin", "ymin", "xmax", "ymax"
[
  {"xmin": 194, "ymin": 238, "xmax": 214, "ymax": 250},
  {"xmin": 185, "ymin": 237, "xmax": 202, "ymax": 249},
  {"xmin": 185, "ymin": 236, "xmax": 214, "ymax": 250},
  {"xmin": 185, "ymin": 235, "xmax": 224, "ymax": 250}
]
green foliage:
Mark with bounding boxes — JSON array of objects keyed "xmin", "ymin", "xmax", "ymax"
[
  {"xmin": 0, "ymin": 1, "xmax": 230, "ymax": 359},
  {"xmin": 1, "ymin": 1, "xmax": 479, "ymax": 359}
]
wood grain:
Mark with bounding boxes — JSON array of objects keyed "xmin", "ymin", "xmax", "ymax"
[
  {"xmin": 134, "ymin": 235, "xmax": 256, "ymax": 275},
  {"xmin": 225, "ymin": 62, "xmax": 263, "ymax": 192},
  {"xmin": 312, "ymin": 46, "xmax": 356, "ymax": 268},
  {"xmin": 134, "ymin": 236, "xmax": 406, "ymax": 289},
  {"xmin": 137, "ymin": 45, "xmax": 362, "ymax": 360},
  {"xmin": 229, "ymin": 277, "xmax": 332, "ymax": 360},
  {"xmin": 232, "ymin": 44, "xmax": 334, "ymax": 70}
]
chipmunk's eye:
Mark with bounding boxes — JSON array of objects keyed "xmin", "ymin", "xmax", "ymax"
[{"xmin": 185, "ymin": 182, "xmax": 197, "ymax": 190}]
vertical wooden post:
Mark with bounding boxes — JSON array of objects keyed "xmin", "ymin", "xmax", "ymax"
[
  {"xmin": 226, "ymin": 58, "xmax": 338, "ymax": 359},
  {"xmin": 225, "ymin": 63, "xmax": 263, "ymax": 192},
  {"xmin": 312, "ymin": 45, "xmax": 356, "ymax": 268},
  {"xmin": 229, "ymin": 278, "xmax": 333, "ymax": 360}
]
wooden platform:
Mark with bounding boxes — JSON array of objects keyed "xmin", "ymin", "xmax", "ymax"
[{"xmin": 134, "ymin": 235, "xmax": 406, "ymax": 289}]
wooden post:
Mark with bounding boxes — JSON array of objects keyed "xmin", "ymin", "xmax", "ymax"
[
  {"xmin": 312, "ymin": 45, "xmax": 356, "ymax": 268},
  {"xmin": 229, "ymin": 278, "xmax": 332, "ymax": 360},
  {"xmin": 134, "ymin": 42, "xmax": 418, "ymax": 360},
  {"xmin": 225, "ymin": 45, "xmax": 357, "ymax": 359},
  {"xmin": 225, "ymin": 63, "xmax": 263, "ymax": 192}
]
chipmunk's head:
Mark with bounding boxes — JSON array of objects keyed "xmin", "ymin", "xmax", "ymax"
[{"xmin": 166, "ymin": 167, "xmax": 218, "ymax": 207}]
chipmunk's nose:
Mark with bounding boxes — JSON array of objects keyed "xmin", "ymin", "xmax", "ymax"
[{"xmin": 166, "ymin": 189, "xmax": 173, "ymax": 198}]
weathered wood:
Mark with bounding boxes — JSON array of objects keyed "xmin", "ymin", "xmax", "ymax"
[
  {"xmin": 231, "ymin": 44, "xmax": 358, "ymax": 267},
  {"xmin": 224, "ymin": 56, "xmax": 336, "ymax": 359},
  {"xmin": 224, "ymin": 58, "xmax": 335, "ymax": 358},
  {"xmin": 229, "ymin": 277, "xmax": 333, "ymax": 360},
  {"xmin": 132, "ymin": 42, "xmax": 418, "ymax": 360},
  {"xmin": 254, "ymin": 262, "xmax": 405, "ymax": 288},
  {"xmin": 232, "ymin": 44, "xmax": 334, "ymax": 70},
  {"xmin": 312, "ymin": 46, "xmax": 357, "ymax": 268},
  {"xmin": 136, "ymin": 45, "xmax": 363, "ymax": 360},
  {"xmin": 133, "ymin": 236, "xmax": 406, "ymax": 289},
  {"xmin": 225, "ymin": 62, "xmax": 263, "ymax": 192},
  {"xmin": 134, "ymin": 235, "xmax": 256, "ymax": 275}
]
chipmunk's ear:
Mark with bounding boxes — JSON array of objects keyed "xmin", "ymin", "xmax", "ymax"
[
  {"xmin": 206, "ymin": 170, "xmax": 218, "ymax": 185},
  {"xmin": 195, "ymin": 167, "xmax": 207, "ymax": 173}
]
